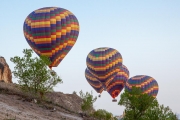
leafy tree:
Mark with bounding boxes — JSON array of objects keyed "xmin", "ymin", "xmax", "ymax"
[
  {"xmin": 118, "ymin": 86, "xmax": 178, "ymax": 120},
  {"xmin": 10, "ymin": 49, "xmax": 62, "ymax": 97},
  {"xmin": 113, "ymin": 117, "xmax": 118, "ymax": 120},
  {"xmin": 72, "ymin": 91, "xmax": 77, "ymax": 95},
  {"xmin": 92, "ymin": 109, "xmax": 113, "ymax": 120},
  {"xmin": 118, "ymin": 87, "xmax": 158, "ymax": 120},
  {"xmin": 79, "ymin": 90, "xmax": 97, "ymax": 114},
  {"xmin": 144, "ymin": 104, "xmax": 178, "ymax": 120}
]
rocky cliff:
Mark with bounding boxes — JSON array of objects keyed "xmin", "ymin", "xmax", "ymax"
[{"xmin": 0, "ymin": 56, "xmax": 12, "ymax": 83}]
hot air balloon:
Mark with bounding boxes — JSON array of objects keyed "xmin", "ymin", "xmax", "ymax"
[
  {"xmin": 23, "ymin": 7, "xmax": 79, "ymax": 69},
  {"xmin": 107, "ymin": 64, "xmax": 129, "ymax": 102},
  {"xmin": 85, "ymin": 68, "xmax": 104, "ymax": 97},
  {"xmin": 125, "ymin": 75, "xmax": 159, "ymax": 97},
  {"xmin": 86, "ymin": 47, "xmax": 123, "ymax": 90},
  {"xmin": 85, "ymin": 68, "xmax": 104, "ymax": 93}
]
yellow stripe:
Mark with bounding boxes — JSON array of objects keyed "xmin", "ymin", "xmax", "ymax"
[
  {"xmin": 50, "ymin": 19, "xmax": 56, "ymax": 24},
  {"xmin": 71, "ymin": 24, "xmax": 79, "ymax": 30},
  {"xmin": 25, "ymin": 14, "xmax": 79, "ymax": 29},
  {"xmin": 25, "ymin": 18, "xmax": 51, "ymax": 28},
  {"xmin": 88, "ymin": 68, "xmax": 120, "ymax": 80},
  {"xmin": 50, "ymin": 51, "xmax": 68, "ymax": 67},
  {"xmin": 56, "ymin": 32, "xmax": 61, "ymax": 36},
  {"xmin": 56, "ymin": 16, "xmax": 61, "ymax": 21},
  {"xmin": 105, "ymin": 75, "xmax": 117, "ymax": 87},
  {"xmin": 117, "ymin": 71, "xmax": 129, "ymax": 79},
  {"xmin": 34, "ymin": 7, "xmax": 58, "ymax": 13},
  {"xmin": 87, "ymin": 81, "xmax": 102, "ymax": 88},
  {"xmin": 85, "ymin": 74, "xmax": 98, "ymax": 81},
  {"xmin": 107, "ymin": 81, "xmax": 124, "ymax": 90},
  {"xmin": 86, "ymin": 59, "xmax": 122, "ymax": 71},
  {"xmin": 25, "ymin": 24, "xmax": 77, "ymax": 44},
  {"xmin": 143, "ymin": 86, "xmax": 158, "ymax": 94},
  {"xmin": 87, "ymin": 50, "xmax": 121, "ymax": 61},
  {"xmin": 126, "ymin": 78, "xmax": 156, "ymax": 88},
  {"xmin": 34, "ymin": 38, "xmax": 51, "ymax": 43}
]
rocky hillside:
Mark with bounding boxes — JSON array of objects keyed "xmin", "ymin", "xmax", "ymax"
[
  {"xmin": 0, "ymin": 82, "xmax": 87, "ymax": 120},
  {"xmin": 0, "ymin": 57, "xmax": 98, "ymax": 120},
  {"xmin": 0, "ymin": 56, "xmax": 12, "ymax": 83}
]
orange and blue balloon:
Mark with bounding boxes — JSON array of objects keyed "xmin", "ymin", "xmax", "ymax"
[
  {"xmin": 125, "ymin": 75, "xmax": 159, "ymax": 97},
  {"xmin": 86, "ymin": 47, "xmax": 123, "ymax": 88},
  {"xmin": 107, "ymin": 65, "xmax": 129, "ymax": 101},
  {"xmin": 23, "ymin": 7, "xmax": 79, "ymax": 69},
  {"xmin": 85, "ymin": 68, "xmax": 104, "ymax": 94}
]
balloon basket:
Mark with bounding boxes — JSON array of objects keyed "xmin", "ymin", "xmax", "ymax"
[
  {"xmin": 112, "ymin": 99, "xmax": 117, "ymax": 102},
  {"xmin": 98, "ymin": 94, "xmax": 101, "ymax": 97}
]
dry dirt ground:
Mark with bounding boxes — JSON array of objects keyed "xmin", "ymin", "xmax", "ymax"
[{"xmin": 0, "ymin": 82, "xmax": 84, "ymax": 120}]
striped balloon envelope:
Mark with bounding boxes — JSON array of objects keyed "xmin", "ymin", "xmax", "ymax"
[
  {"xmin": 85, "ymin": 68, "xmax": 104, "ymax": 95},
  {"xmin": 86, "ymin": 47, "xmax": 123, "ymax": 88},
  {"xmin": 107, "ymin": 65, "xmax": 129, "ymax": 102},
  {"xmin": 125, "ymin": 75, "xmax": 159, "ymax": 97},
  {"xmin": 23, "ymin": 7, "xmax": 79, "ymax": 69}
]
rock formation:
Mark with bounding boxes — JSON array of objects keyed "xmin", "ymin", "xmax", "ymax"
[{"xmin": 0, "ymin": 56, "xmax": 12, "ymax": 83}]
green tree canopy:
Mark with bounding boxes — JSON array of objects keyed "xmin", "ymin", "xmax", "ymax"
[
  {"xmin": 92, "ymin": 109, "xmax": 113, "ymax": 120},
  {"xmin": 145, "ymin": 104, "xmax": 178, "ymax": 120},
  {"xmin": 79, "ymin": 90, "xmax": 97, "ymax": 114},
  {"xmin": 118, "ymin": 87, "xmax": 178, "ymax": 120},
  {"xmin": 118, "ymin": 87, "xmax": 158, "ymax": 120},
  {"xmin": 10, "ymin": 49, "xmax": 62, "ymax": 97}
]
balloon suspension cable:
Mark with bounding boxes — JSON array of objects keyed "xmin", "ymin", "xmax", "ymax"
[{"xmin": 103, "ymin": 85, "xmax": 106, "ymax": 91}]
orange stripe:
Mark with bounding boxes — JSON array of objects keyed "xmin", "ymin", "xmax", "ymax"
[
  {"xmin": 126, "ymin": 78, "xmax": 155, "ymax": 88},
  {"xmin": 87, "ymin": 59, "xmax": 122, "ymax": 71},
  {"xmin": 107, "ymin": 81, "xmax": 124, "ymax": 90}
]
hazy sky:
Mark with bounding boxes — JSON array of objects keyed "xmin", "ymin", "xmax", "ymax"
[{"xmin": 1, "ymin": 0, "xmax": 180, "ymax": 115}]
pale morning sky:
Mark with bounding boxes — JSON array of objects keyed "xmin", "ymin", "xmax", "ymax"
[{"xmin": 0, "ymin": 0, "xmax": 180, "ymax": 115}]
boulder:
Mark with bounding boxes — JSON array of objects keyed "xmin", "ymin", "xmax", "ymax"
[
  {"xmin": 0, "ymin": 56, "xmax": 12, "ymax": 83},
  {"xmin": 47, "ymin": 92, "xmax": 83, "ymax": 113}
]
